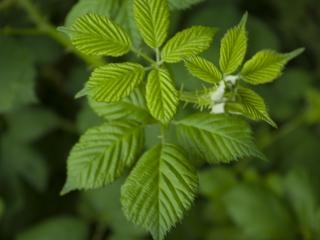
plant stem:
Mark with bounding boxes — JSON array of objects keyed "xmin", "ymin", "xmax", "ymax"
[
  {"xmin": 179, "ymin": 91, "xmax": 201, "ymax": 104},
  {"xmin": 131, "ymin": 47, "xmax": 156, "ymax": 65},
  {"xmin": 17, "ymin": 0, "xmax": 105, "ymax": 67},
  {"xmin": 160, "ymin": 124, "xmax": 166, "ymax": 144}
]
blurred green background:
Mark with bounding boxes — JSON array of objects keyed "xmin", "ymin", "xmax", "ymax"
[{"xmin": 1, "ymin": 0, "xmax": 320, "ymax": 239}]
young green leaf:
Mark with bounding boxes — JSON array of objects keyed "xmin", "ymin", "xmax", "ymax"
[
  {"xmin": 185, "ymin": 56, "xmax": 222, "ymax": 84},
  {"xmin": 219, "ymin": 13, "xmax": 248, "ymax": 74},
  {"xmin": 161, "ymin": 26, "xmax": 216, "ymax": 63},
  {"xmin": 175, "ymin": 113, "xmax": 265, "ymax": 163},
  {"xmin": 240, "ymin": 48, "xmax": 304, "ymax": 84},
  {"xmin": 146, "ymin": 68, "xmax": 178, "ymax": 123},
  {"xmin": 87, "ymin": 62, "xmax": 145, "ymax": 102},
  {"xmin": 90, "ymin": 88, "xmax": 151, "ymax": 122},
  {"xmin": 62, "ymin": 120, "xmax": 144, "ymax": 194},
  {"xmin": 226, "ymin": 87, "xmax": 276, "ymax": 127},
  {"xmin": 61, "ymin": 13, "xmax": 132, "ymax": 56},
  {"xmin": 134, "ymin": 0, "xmax": 169, "ymax": 48},
  {"xmin": 121, "ymin": 143, "xmax": 198, "ymax": 240}
]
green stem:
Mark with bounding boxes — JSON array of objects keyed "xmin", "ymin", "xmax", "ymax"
[
  {"xmin": 131, "ymin": 47, "xmax": 156, "ymax": 65},
  {"xmin": 160, "ymin": 124, "xmax": 166, "ymax": 144},
  {"xmin": 17, "ymin": 0, "xmax": 105, "ymax": 67},
  {"xmin": 179, "ymin": 91, "xmax": 200, "ymax": 104}
]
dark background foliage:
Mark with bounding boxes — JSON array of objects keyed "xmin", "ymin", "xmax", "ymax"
[{"xmin": 1, "ymin": 0, "xmax": 320, "ymax": 239}]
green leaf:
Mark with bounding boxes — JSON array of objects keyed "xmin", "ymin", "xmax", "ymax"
[
  {"xmin": 185, "ymin": 56, "xmax": 222, "ymax": 84},
  {"xmin": 87, "ymin": 62, "xmax": 145, "ymax": 102},
  {"xmin": 241, "ymin": 48, "xmax": 304, "ymax": 84},
  {"xmin": 175, "ymin": 113, "xmax": 265, "ymax": 163},
  {"xmin": 65, "ymin": 0, "xmax": 142, "ymax": 47},
  {"xmin": 146, "ymin": 68, "xmax": 178, "ymax": 123},
  {"xmin": 62, "ymin": 120, "xmax": 144, "ymax": 194},
  {"xmin": 226, "ymin": 87, "xmax": 276, "ymax": 127},
  {"xmin": 17, "ymin": 217, "xmax": 89, "ymax": 240},
  {"xmin": 162, "ymin": 26, "xmax": 216, "ymax": 63},
  {"xmin": 219, "ymin": 13, "xmax": 248, "ymax": 74},
  {"xmin": 168, "ymin": 0, "xmax": 205, "ymax": 10},
  {"xmin": 0, "ymin": 37, "xmax": 36, "ymax": 113},
  {"xmin": 134, "ymin": 0, "xmax": 169, "ymax": 48},
  {"xmin": 62, "ymin": 13, "xmax": 132, "ymax": 56},
  {"xmin": 284, "ymin": 169, "xmax": 318, "ymax": 236},
  {"xmin": 90, "ymin": 88, "xmax": 151, "ymax": 122},
  {"xmin": 121, "ymin": 143, "xmax": 198, "ymax": 240},
  {"xmin": 224, "ymin": 184, "xmax": 295, "ymax": 240}
]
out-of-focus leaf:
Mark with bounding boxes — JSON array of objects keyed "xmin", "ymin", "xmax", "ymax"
[
  {"xmin": 305, "ymin": 89, "xmax": 320, "ymax": 124},
  {"xmin": 76, "ymin": 100, "xmax": 102, "ymax": 133},
  {"xmin": 285, "ymin": 168, "xmax": 318, "ymax": 238},
  {"xmin": 5, "ymin": 107, "xmax": 60, "ymax": 143},
  {"xmin": 224, "ymin": 184, "xmax": 295, "ymax": 240},
  {"xmin": 168, "ymin": 0, "xmax": 205, "ymax": 10},
  {"xmin": 0, "ymin": 37, "xmax": 36, "ymax": 113},
  {"xmin": 17, "ymin": 216, "xmax": 89, "ymax": 240},
  {"xmin": 0, "ymin": 135, "xmax": 48, "ymax": 192},
  {"xmin": 79, "ymin": 178, "xmax": 146, "ymax": 240},
  {"xmin": 199, "ymin": 167, "xmax": 236, "ymax": 199}
]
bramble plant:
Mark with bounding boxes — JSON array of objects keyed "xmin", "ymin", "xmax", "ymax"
[{"xmin": 59, "ymin": 0, "xmax": 303, "ymax": 239}]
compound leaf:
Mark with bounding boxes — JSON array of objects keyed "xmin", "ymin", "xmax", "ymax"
[
  {"xmin": 175, "ymin": 113, "xmax": 265, "ymax": 163},
  {"xmin": 121, "ymin": 143, "xmax": 198, "ymax": 240},
  {"xmin": 87, "ymin": 62, "xmax": 145, "ymax": 102},
  {"xmin": 185, "ymin": 56, "xmax": 222, "ymax": 84},
  {"xmin": 162, "ymin": 26, "xmax": 216, "ymax": 63},
  {"xmin": 219, "ymin": 13, "xmax": 248, "ymax": 74},
  {"xmin": 62, "ymin": 120, "xmax": 144, "ymax": 194},
  {"xmin": 241, "ymin": 48, "xmax": 304, "ymax": 84},
  {"xmin": 61, "ymin": 13, "xmax": 132, "ymax": 56},
  {"xmin": 146, "ymin": 68, "xmax": 178, "ymax": 123},
  {"xmin": 226, "ymin": 87, "xmax": 276, "ymax": 127},
  {"xmin": 134, "ymin": 0, "xmax": 169, "ymax": 48}
]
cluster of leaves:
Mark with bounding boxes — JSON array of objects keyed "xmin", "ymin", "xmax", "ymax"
[{"xmin": 59, "ymin": 0, "xmax": 303, "ymax": 239}]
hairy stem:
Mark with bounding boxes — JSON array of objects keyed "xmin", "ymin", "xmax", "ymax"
[{"xmin": 17, "ymin": 0, "xmax": 105, "ymax": 67}]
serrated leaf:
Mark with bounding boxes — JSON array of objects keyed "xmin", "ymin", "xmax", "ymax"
[
  {"xmin": 62, "ymin": 13, "xmax": 132, "ymax": 56},
  {"xmin": 226, "ymin": 87, "xmax": 276, "ymax": 127},
  {"xmin": 185, "ymin": 56, "xmax": 222, "ymax": 84},
  {"xmin": 89, "ymin": 88, "xmax": 151, "ymax": 122},
  {"xmin": 162, "ymin": 26, "xmax": 216, "ymax": 63},
  {"xmin": 87, "ymin": 62, "xmax": 145, "ymax": 102},
  {"xmin": 62, "ymin": 120, "xmax": 144, "ymax": 194},
  {"xmin": 134, "ymin": 0, "xmax": 169, "ymax": 48},
  {"xmin": 219, "ymin": 13, "xmax": 248, "ymax": 74},
  {"xmin": 175, "ymin": 113, "xmax": 265, "ymax": 163},
  {"xmin": 121, "ymin": 143, "xmax": 198, "ymax": 240},
  {"xmin": 146, "ymin": 68, "xmax": 178, "ymax": 123},
  {"xmin": 168, "ymin": 0, "xmax": 204, "ymax": 10},
  {"xmin": 240, "ymin": 48, "xmax": 304, "ymax": 84}
]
